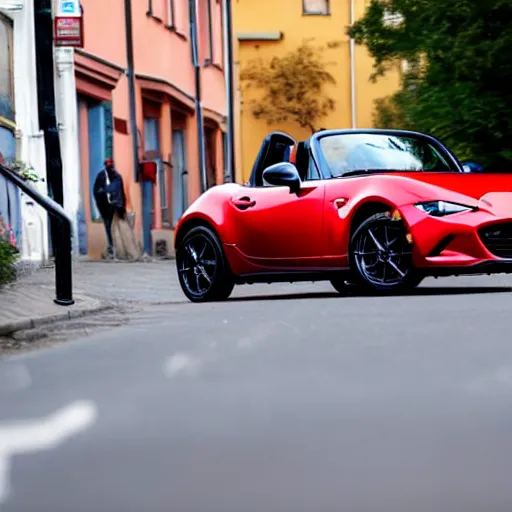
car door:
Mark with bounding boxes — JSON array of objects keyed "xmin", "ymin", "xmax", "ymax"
[{"xmin": 228, "ymin": 180, "xmax": 326, "ymax": 267}]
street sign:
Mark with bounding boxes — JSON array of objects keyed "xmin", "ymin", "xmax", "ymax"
[
  {"xmin": 56, "ymin": 0, "xmax": 81, "ymax": 16},
  {"xmin": 54, "ymin": 16, "xmax": 84, "ymax": 47}
]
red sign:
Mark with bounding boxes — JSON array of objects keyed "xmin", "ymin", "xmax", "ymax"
[
  {"xmin": 139, "ymin": 161, "xmax": 157, "ymax": 183},
  {"xmin": 54, "ymin": 16, "xmax": 84, "ymax": 48}
]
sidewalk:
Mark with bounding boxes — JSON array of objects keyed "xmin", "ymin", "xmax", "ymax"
[{"xmin": 0, "ymin": 259, "xmax": 184, "ymax": 336}]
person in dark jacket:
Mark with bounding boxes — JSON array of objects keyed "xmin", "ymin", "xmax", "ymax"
[{"xmin": 93, "ymin": 158, "xmax": 126, "ymax": 257}]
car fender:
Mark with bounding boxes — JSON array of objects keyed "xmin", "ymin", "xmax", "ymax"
[{"xmin": 174, "ymin": 184, "xmax": 242, "ymax": 247}]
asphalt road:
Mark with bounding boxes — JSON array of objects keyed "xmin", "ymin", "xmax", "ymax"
[{"xmin": 2, "ymin": 276, "xmax": 512, "ymax": 512}]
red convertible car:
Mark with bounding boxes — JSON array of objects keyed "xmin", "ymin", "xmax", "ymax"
[{"xmin": 174, "ymin": 129, "xmax": 512, "ymax": 302}]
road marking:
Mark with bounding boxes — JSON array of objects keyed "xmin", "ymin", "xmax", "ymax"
[{"xmin": 0, "ymin": 400, "xmax": 97, "ymax": 506}]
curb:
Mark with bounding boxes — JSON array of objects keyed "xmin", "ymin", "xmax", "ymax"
[{"xmin": 0, "ymin": 303, "xmax": 115, "ymax": 337}]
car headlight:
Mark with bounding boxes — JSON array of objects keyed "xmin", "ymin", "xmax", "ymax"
[{"xmin": 415, "ymin": 201, "xmax": 475, "ymax": 217}]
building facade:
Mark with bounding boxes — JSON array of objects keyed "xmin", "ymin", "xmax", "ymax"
[
  {"xmin": 69, "ymin": 0, "xmax": 228, "ymax": 260},
  {"xmin": 0, "ymin": 0, "xmax": 49, "ymax": 263},
  {"xmin": 232, "ymin": 0, "xmax": 402, "ymax": 183}
]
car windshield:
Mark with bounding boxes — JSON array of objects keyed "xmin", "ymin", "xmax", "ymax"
[{"xmin": 318, "ymin": 133, "xmax": 457, "ymax": 178}]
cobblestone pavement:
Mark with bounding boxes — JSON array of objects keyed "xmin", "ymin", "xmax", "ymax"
[
  {"xmin": 4, "ymin": 257, "xmax": 512, "ymax": 352},
  {"xmin": 0, "ymin": 258, "xmax": 334, "ymax": 350}
]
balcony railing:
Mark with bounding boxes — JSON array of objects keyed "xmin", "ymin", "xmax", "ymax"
[{"xmin": 0, "ymin": 163, "xmax": 74, "ymax": 306}]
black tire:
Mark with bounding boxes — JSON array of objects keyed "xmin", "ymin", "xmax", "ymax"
[
  {"xmin": 176, "ymin": 226, "xmax": 235, "ymax": 302},
  {"xmin": 348, "ymin": 212, "xmax": 423, "ymax": 293}
]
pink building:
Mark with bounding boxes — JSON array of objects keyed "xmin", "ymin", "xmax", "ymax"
[{"xmin": 75, "ymin": 0, "xmax": 228, "ymax": 259}]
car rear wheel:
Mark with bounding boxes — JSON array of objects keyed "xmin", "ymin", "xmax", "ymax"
[
  {"xmin": 176, "ymin": 226, "xmax": 235, "ymax": 302},
  {"xmin": 349, "ymin": 212, "xmax": 423, "ymax": 293}
]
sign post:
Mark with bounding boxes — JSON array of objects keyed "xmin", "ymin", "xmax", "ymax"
[{"xmin": 54, "ymin": 0, "xmax": 83, "ymax": 48}]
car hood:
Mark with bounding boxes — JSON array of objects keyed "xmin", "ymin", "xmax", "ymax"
[{"xmin": 371, "ymin": 172, "xmax": 512, "ymax": 209}]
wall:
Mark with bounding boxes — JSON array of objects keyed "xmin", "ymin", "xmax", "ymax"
[
  {"xmin": 2, "ymin": 0, "xmax": 49, "ymax": 262},
  {"xmin": 76, "ymin": 0, "xmax": 136, "ymax": 259},
  {"xmin": 233, "ymin": 0, "xmax": 402, "ymax": 182},
  {"xmin": 77, "ymin": 0, "xmax": 228, "ymax": 259}
]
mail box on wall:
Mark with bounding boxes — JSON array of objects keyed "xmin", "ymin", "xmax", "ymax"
[{"xmin": 139, "ymin": 161, "xmax": 157, "ymax": 183}]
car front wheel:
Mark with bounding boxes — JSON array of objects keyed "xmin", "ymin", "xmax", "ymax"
[
  {"xmin": 349, "ymin": 212, "xmax": 423, "ymax": 293},
  {"xmin": 176, "ymin": 226, "xmax": 235, "ymax": 302}
]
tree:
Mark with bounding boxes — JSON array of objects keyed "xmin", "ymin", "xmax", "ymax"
[
  {"xmin": 240, "ymin": 40, "xmax": 337, "ymax": 134},
  {"xmin": 348, "ymin": 0, "xmax": 512, "ymax": 166}
]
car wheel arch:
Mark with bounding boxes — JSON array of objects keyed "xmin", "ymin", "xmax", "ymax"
[
  {"xmin": 349, "ymin": 200, "xmax": 395, "ymax": 237},
  {"xmin": 175, "ymin": 217, "xmax": 223, "ymax": 249}
]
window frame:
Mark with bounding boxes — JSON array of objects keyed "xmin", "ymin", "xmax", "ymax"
[
  {"xmin": 0, "ymin": 13, "xmax": 14, "ymax": 125},
  {"xmin": 302, "ymin": 0, "xmax": 330, "ymax": 16},
  {"xmin": 205, "ymin": 0, "xmax": 214, "ymax": 65},
  {"xmin": 167, "ymin": 0, "xmax": 175, "ymax": 28}
]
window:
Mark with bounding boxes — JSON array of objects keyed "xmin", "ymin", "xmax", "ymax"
[
  {"xmin": 303, "ymin": 0, "xmax": 329, "ymax": 15},
  {"xmin": 147, "ymin": 0, "xmax": 164, "ymax": 21},
  {"xmin": 87, "ymin": 100, "xmax": 113, "ymax": 222},
  {"xmin": 197, "ymin": 0, "xmax": 223, "ymax": 66},
  {"xmin": 170, "ymin": 0, "xmax": 187, "ymax": 34},
  {"xmin": 205, "ymin": 127, "xmax": 217, "ymax": 189},
  {"xmin": 212, "ymin": 0, "xmax": 223, "ymax": 67},
  {"xmin": 198, "ymin": 0, "xmax": 213, "ymax": 64},
  {"xmin": 143, "ymin": 117, "xmax": 165, "ymax": 225},
  {"xmin": 171, "ymin": 129, "xmax": 188, "ymax": 225},
  {"xmin": 167, "ymin": 0, "xmax": 175, "ymax": 27},
  {"xmin": 0, "ymin": 13, "xmax": 14, "ymax": 122}
]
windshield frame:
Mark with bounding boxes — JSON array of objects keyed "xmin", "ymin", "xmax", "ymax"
[{"xmin": 309, "ymin": 129, "xmax": 465, "ymax": 179}]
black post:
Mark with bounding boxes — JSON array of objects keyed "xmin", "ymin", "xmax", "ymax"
[
  {"xmin": 34, "ymin": 0, "xmax": 65, "ymax": 255},
  {"xmin": 189, "ymin": 0, "xmax": 207, "ymax": 192},
  {"xmin": 222, "ymin": 0, "xmax": 236, "ymax": 183},
  {"xmin": 0, "ymin": 165, "xmax": 74, "ymax": 306},
  {"xmin": 123, "ymin": 0, "xmax": 140, "ymax": 182}
]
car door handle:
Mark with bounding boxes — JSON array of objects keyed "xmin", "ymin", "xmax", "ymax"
[{"xmin": 232, "ymin": 197, "xmax": 256, "ymax": 210}]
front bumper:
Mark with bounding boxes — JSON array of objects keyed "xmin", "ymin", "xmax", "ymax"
[{"xmin": 401, "ymin": 205, "xmax": 512, "ymax": 274}]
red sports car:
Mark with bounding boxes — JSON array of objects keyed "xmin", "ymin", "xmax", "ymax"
[{"xmin": 174, "ymin": 129, "xmax": 512, "ymax": 302}]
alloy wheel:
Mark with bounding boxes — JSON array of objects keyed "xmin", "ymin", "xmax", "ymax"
[
  {"xmin": 353, "ymin": 219, "xmax": 412, "ymax": 287},
  {"xmin": 178, "ymin": 234, "xmax": 218, "ymax": 298}
]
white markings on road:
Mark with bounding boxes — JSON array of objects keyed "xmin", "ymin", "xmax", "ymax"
[
  {"xmin": 165, "ymin": 352, "xmax": 203, "ymax": 378},
  {"xmin": 0, "ymin": 400, "xmax": 97, "ymax": 506}
]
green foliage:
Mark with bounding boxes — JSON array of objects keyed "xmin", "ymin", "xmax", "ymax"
[
  {"xmin": 240, "ymin": 40, "xmax": 337, "ymax": 133},
  {"xmin": 0, "ymin": 217, "xmax": 18, "ymax": 287},
  {"xmin": 348, "ymin": 0, "xmax": 512, "ymax": 165},
  {"xmin": 9, "ymin": 160, "xmax": 40, "ymax": 182},
  {"xmin": 0, "ymin": 240, "xmax": 18, "ymax": 287}
]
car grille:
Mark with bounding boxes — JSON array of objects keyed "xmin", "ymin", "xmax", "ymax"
[{"xmin": 479, "ymin": 223, "xmax": 512, "ymax": 258}]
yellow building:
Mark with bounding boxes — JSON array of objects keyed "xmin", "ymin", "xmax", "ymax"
[{"xmin": 233, "ymin": 0, "xmax": 401, "ymax": 183}]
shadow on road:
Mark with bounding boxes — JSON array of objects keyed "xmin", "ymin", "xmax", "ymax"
[{"xmin": 228, "ymin": 286, "xmax": 512, "ymax": 302}]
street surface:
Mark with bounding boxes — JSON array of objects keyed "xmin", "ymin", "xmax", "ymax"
[{"xmin": 2, "ymin": 272, "xmax": 512, "ymax": 511}]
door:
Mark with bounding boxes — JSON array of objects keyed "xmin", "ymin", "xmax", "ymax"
[
  {"xmin": 76, "ymin": 98, "xmax": 88, "ymax": 255},
  {"xmin": 229, "ymin": 181, "xmax": 326, "ymax": 267},
  {"xmin": 172, "ymin": 129, "xmax": 188, "ymax": 225},
  {"xmin": 143, "ymin": 117, "xmax": 159, "ymax": 254}
]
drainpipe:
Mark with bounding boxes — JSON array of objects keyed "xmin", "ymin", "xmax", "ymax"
[
  {"xmin": 349, "ymin": 0, "xmax": 357, "ymax": 128},
  {"xmin": 189, "ymin": 0, "xmax": 207, "ymax": 193},
  {"xmin": 34, "ymin": 0, "xmax": 65, "ymax": 255},
  {"xmin": 222, "ymin": 0, "xmax": 235, "ymax": 183},
  {"xmin": 123, "ymin": 0, "xmax": 139, "ymax": 182}
]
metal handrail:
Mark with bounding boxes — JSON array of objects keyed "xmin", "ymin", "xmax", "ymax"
[{"xmin": 0, "ymin": 163, "xmax": 74, "ymax": 306}]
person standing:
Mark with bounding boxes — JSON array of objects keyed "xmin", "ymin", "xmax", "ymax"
[
  {"xmin": 93, "ymin": 158, "xmax": 141, "ymax": 260},
  {"xmin": 93, "ymin": 158, "xmax": 126, "ymax": 258}
]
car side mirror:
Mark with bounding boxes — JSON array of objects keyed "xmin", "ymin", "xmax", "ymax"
[{"xmin": 262, "ymin": 162, "xmax": 301, "ymax": 193}]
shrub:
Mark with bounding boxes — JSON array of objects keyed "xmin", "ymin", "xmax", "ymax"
[{"xmin": 0, "ymin": 218, "xmax": 18, "ymax": 287}]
